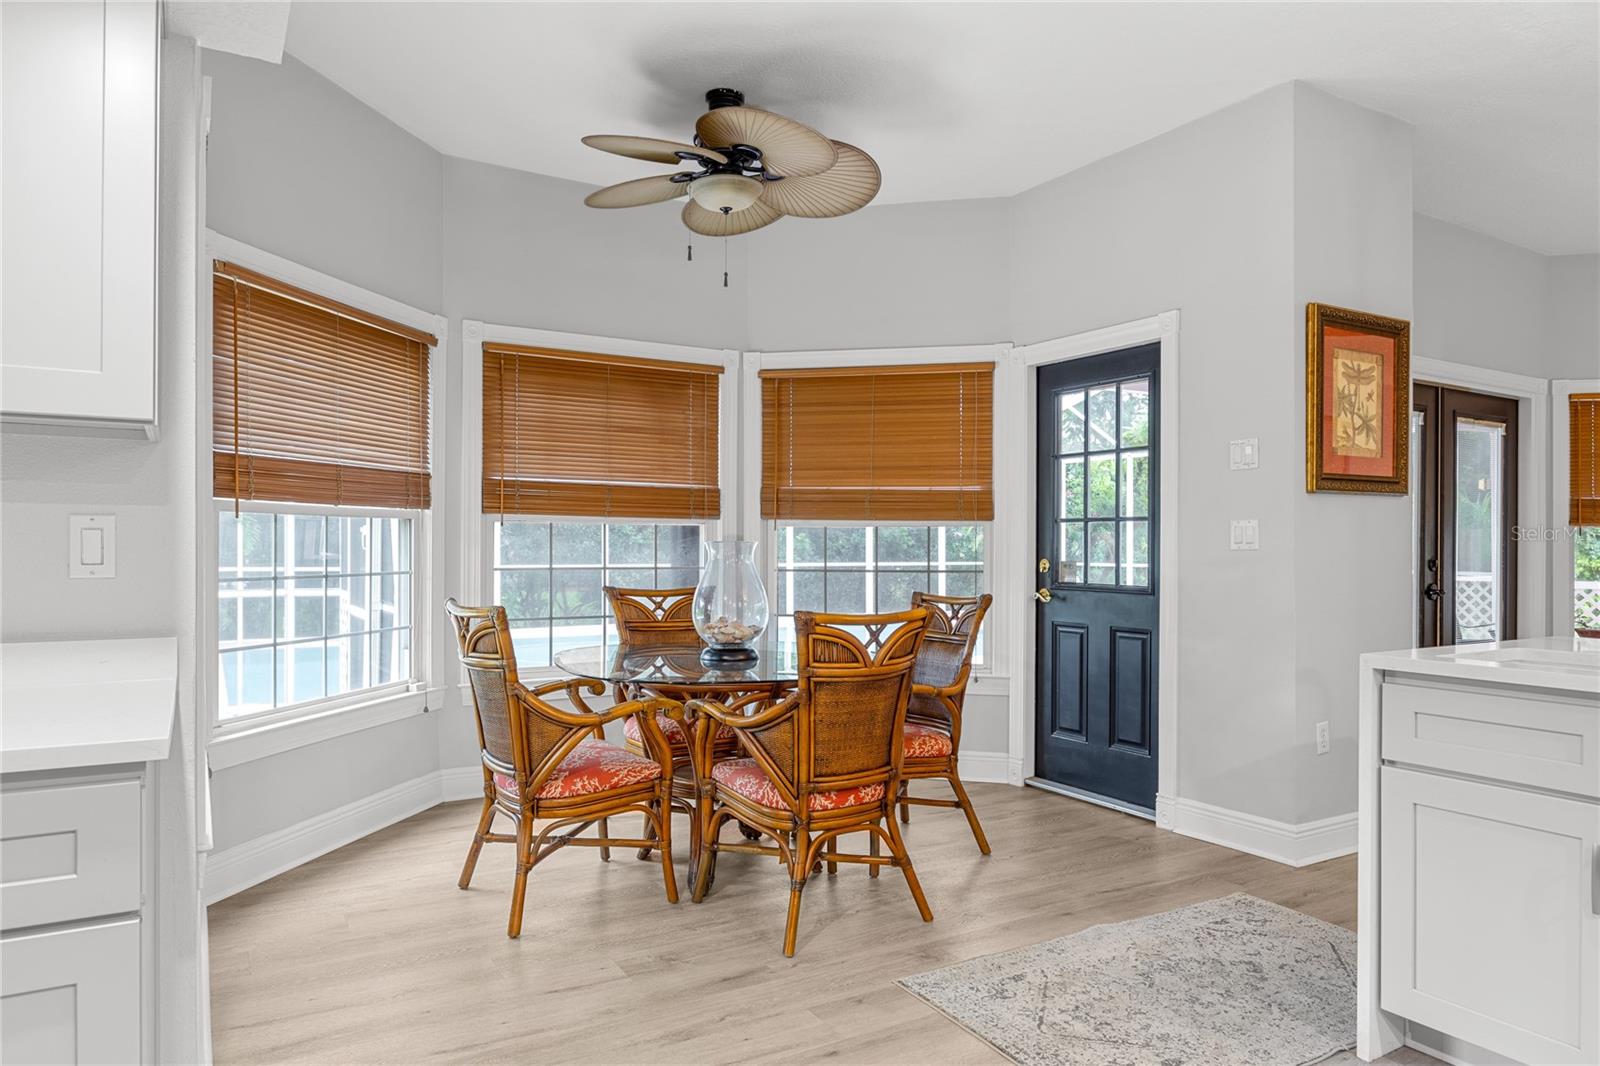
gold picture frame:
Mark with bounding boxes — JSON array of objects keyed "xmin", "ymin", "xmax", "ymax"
[{"xmin": 1306, "ymin": 302, "xmax": 1411, "ymax": 494}]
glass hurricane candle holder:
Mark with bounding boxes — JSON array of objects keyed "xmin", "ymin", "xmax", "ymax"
[{"xmin": 692, "ymin": 539, "xmax": 769, "ymax": 662}]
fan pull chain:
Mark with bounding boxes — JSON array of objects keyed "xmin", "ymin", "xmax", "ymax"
[
  {"xmin": 723, "ymin": 237, "xmax": 729, "ymax": 289},
  {"xmin": 687, "ymin": 239, "xmax": 693, "ymax": 262}
]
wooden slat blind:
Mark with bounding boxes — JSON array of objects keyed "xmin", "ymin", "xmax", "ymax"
[
  {"xmin": 1571, "ymin": 393, "xmax": 1600, "ymax": 527},
  {"xmin": 212, "ymin": 262, "xmax": 435, "ymax": 509},
  {"xmin": 481, "ymin": 343, "xmax": 722, "ymax": 519},
  {"xmin": 760, "ymin": 362, "xmax": 995, "ymax": 521}
]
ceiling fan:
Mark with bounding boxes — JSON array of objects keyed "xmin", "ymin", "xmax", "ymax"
[{"xmin": 581, "ymin": 88, "xmax": 881, "ymax": 236}]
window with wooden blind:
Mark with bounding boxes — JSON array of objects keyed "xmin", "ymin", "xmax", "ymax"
[
  {"xmin": 1571, "ymin": 393, "xmax": 1600, "ymax": 527},
  {"xmin": 212, "ymin": 261, "xmax": 435, "ymax": 510},
  {"xmin": 481, "ymin": 344, "xmax": 722, "ymax": 519},
  {"xmin": 760, "ymin": 362, "xmax": 995, "ymax": 521}
]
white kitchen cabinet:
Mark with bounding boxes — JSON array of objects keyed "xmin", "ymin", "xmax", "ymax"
[
  {"xmin": 1380, "ymin": 765, "xmax": 1599, "ymax": 1065},
  {"xmin": 0, "ymin": 0, "xmax": 159, "ymax": 432},
  {"xmin": 1358, "ymin": 638, "xmax": 1600, "ymax": 1065},
  {"xmin": 1, "ymin": 918, "xmax": 142, "ymax": 1066}
]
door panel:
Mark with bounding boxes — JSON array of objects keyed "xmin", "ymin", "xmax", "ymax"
[
  {"xmin": 1035, "ymin": 344, "xmax": 1159, "ymax": 810},
  {"xmin": 1413, "ymin": 384, "xmax": 1518, "ymax": 646}
]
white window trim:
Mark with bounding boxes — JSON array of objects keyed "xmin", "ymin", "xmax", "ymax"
[
  {"xmin": 461, "ymin": 321, "xmax": 738, "ymax": 678},
  {"xmin": 741, "ymin": 344, "xmax": 1011, "ymax": 691},
  {"xmin": 1554, "ymin": 378, "xmax": 1600, "ymax": 635},
  {"xmin": 200, "ymin": 232, "xmax": 447, "ymax": 761}
]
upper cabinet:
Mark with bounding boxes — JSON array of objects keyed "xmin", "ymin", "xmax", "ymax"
[{"xmin": 1, "ymin": 1, "xmax": 159, "ymax": 434}]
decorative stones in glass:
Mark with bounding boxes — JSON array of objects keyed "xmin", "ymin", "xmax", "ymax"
[{"xmin": 692, "ymin": 539, "xmax": 769, "ymax": 662}]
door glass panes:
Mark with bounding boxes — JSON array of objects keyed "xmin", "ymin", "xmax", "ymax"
[
  {"xmin": 1053, "ymin": 375, "xmax": 1153, "ymax": 590},
  {"xmin": 1453, "ymin": 416, "xmax": 1506, "ymax": 643}
]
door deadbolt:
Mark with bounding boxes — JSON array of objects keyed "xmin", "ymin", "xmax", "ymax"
[{"xmin": 1038, "ymin": 558, "xmax": 1051, "ymax": 573}]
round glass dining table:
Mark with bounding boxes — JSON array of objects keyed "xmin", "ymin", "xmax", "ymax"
[{"xmin": 552, "ymin": 638, "xmax": 799, "ymax": 693}]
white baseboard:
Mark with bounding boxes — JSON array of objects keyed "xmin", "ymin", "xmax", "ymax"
[
  {"xmin": 954, "ymin": 749, "xmax": 1011, "ymax": 783},
  {"xmin": 204, "ymin": 771, "xmax": 450, "ymax": 905},
  {"xmin": 1161, "ymin": 795, "xmax": 1356, "ymax": 868},
  {"xmin": 439, "ymin": 765, "xmax": 486, "ymax": 802}
]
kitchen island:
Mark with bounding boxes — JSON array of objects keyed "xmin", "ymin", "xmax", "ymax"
[{"xmin": 1357, "ymin": 636, "xmax": 1599, "ymax": 1065}]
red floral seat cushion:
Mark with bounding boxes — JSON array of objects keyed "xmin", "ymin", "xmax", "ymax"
[
  {"xmin": 492, "ymin": 739, "xmax": 662, "ymax": 800},
  {"xmin": 710, "ymin": 757, "xmax": 885, "ymax": 812},
  {"xmin": 623, "ymin": 713, "xmax": 737, "ymax": 749},
  {"xmin": 903, "ymin": 721, "xmax": 954, "ymax": 759}
]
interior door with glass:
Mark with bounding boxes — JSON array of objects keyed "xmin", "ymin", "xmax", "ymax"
[
  {"xmin": 1412, "ymin": 383, "xmax": 1519, "ymax": 646},
  {"xmin": 1034, "ymin": 344, "xmax": 1159, "ymax": 813}
]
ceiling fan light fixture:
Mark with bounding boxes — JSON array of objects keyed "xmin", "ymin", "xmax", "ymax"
[{"xmin": 687, "ymin": 172, "xmax": 764, "ymax": 214}]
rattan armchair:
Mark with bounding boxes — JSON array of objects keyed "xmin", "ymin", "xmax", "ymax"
[
  {"xmin": 446, "ymin": 599, "xmax": 680, "ymax": 939},
  {"xmin": 684, "ymin": 608, "xmax": 933, "ymax": 957},
  {"xmin": 896, "ymin": 591, "xmax": 995, "ymax": 854}
]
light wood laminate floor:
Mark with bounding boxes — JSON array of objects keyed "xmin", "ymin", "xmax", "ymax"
[{"xmin": 209, "ymin": 783, "xmax": 1431, "ymax": 1064}]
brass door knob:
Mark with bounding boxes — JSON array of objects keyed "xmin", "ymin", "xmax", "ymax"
[{"xmin": 1035, "ymin": 587, "xmax": 1052, "ymax": 603}]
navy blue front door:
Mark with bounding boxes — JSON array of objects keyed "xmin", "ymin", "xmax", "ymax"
[{"xmin": 1034, "ymin": 344, "xmax": 1159, "ymax": 811}]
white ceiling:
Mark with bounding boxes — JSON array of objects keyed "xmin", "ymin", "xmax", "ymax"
[{"xmin": 283, "ymin": 2, "xmax": 1599, "ymax": 255}]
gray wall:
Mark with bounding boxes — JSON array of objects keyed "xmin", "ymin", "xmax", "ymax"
[
  {"xmin": 1289, "ymin": 84, "xmax": 1414, "ymax": 824},
  {"xmin": 1010, "ymin": 84, "xmax": 1302, "ymax": 823},
  {"xmin": 204, "ymin": 52, "xmax": 443, "ymax": 314},
  {"xmin": 1544, "ymin": 253, "xmax": 1600, "ymax": 380}
]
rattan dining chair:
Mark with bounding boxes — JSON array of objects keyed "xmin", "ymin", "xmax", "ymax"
[
  {"xmin": 895, "ymin": 591, "xmax": 995, "ymax": 853},
  {"xmin": 446, "ymin": 599, "xmax": 680, "ymax": 939},
  {"xmin": 685, "ymin": 607, "xmax": 932, "ymax": 957}
]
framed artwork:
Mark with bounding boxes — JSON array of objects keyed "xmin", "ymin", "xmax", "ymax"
[{"xmin": 1306, "ymin": 302, "xmax": 1411, "ymax": 494}]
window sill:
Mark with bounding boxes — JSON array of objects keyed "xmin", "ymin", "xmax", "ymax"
[
  {"xmin": 209, "ymin": 685, "xmax": 443, "ymax": 770},
  {"xmin": 967, "ymin": 674, "xmax": 1011, "ymax": 699}
]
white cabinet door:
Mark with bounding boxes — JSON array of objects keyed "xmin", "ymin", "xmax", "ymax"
[
  {"xmin": 1380, "ymin": 765, "xmax": 1600, "ymax": 1065},
  {"xmin": 0, "ymin": 918, "xmax": 140, "ymax": 1064},
  {"xmin": 0, "ymin": 0, "xmax": 158, "ymax": 428}
]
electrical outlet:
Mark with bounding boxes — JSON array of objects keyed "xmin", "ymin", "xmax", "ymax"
[{"xmin": 1315, "ymin": 721, "xmax": 1330, "ymax": 755}]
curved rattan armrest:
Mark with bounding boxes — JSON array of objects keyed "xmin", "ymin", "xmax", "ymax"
[
  {"xmin": 515, "ymin": 679, "xmax": 662, "ymax": 729},
  {"xmin": 685, "ymin": 693, "xmax": 798, "ymax": 731}
]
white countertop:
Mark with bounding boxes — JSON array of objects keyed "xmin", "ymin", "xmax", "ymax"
[
  {"xmin": 1, "ymin": 637, "xmax": 178, "ymax": 773},
  {"xmin": 1361, "ymin": 635, "xmax": 1600, "ymax": 695}
]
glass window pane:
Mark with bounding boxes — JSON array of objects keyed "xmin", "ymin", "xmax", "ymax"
[
  {"xmin": 277, "ymin": 514, "xmax": 326, "ymax": 575},
  {"xmin": 1453, "ymin": 417, "xmax": 1506, "ymax": 643},
  {"xmin": 1120, "ymin": 378, "xmax": 1151, "ymax": 447},
  {"xmin": 219, "ymin": 647, "xmax": 273, "ymax": 718},
  {"xmin": 1087, "ymin": 386, "xmax": 1118, "ymax": 451},
  {"xmin": 1575, "ymin": 528, "xmax": 1600, "ymax": 633},
  {"xmin": 1060, "ymin": 456, "xmax": 1085, "ymax": 519},
  {"xmin": 876, "ymin": 526, "xmax": 928, "ymax": 564},
  {"xmin": 276, "ymin": 642, "xmax": 325, "ymax": 705},
  {"xmin": 605, "ymin": 567, "xmax": 655, "ymax": 590},
  {"xmin": 1087, "ymin": 521, "xmax": 1116, "ymax": 585},
  {"xmin": 497, "ymin": 569, "xmax": 549, "ymax": 620},
  {"xmin": 825, "ymin": 570, "xmax": 867, "ymax": 613},
  {"xmin": 371, "ymin": 627, "xmax": 410, "ymax": 686},
  {"xmin": 607, "ymin": 524, "xmax": 655, "ymax": 565},
  {"xmin": 778, "ymin": 526, "xmax": 823, "ymax": 566},
  {"xmin": 325, "ymin": 574, "xmax": 370, "ymax": 635},
  {"xmin": 507, "ymin": 622, "xmax": 550, "ymax": 669},
  {"xmin": 876, "ymin": 570, "xmax": 929, "ymax": 611},
  {"xmin": 275, "ymin": 578, "xmax": 325, "ymax": 640},
  {"xmin": 229, "ymin": 579, "xmax": 272, "ymax": 643},
  {"xmin": 1121, "ymin": 521, "xmax": 1150, "ymax": 587},
  {"xmin": 1058, "ymin": 390, "xmax": 1085, "ymax": 452},
  {"xmin": 550, "ymin": 620, "xmax": 601, "ymax": 662},
  {"xmin": 498, "ymin": 521, "xmax": 549, "ymax": 566},
  {"xmin": 779, "ymin": 569, "xmax": 825, "ymax": 614},
  {"xmin": 943, "ymin": 569, "xmax": 980, "ymax": 598},
  {"xmin": 826, "ymin": 527, "xmax": 868, "ymax": 564},
  {"xmin": 370, "ymin": 517, "xmax": 408, "ymax": 573},
  {"xmin": 218, "ymin": 512, "xmax": 240, "ymax": 575},
  {"xmin": 1120, "ymin": 450, "xmax": 1149, "ymax": 517},
  {"xmin": 370, "ymin": 572, "xmax": 409, "ymax": 632},
  {"xmin": 240, "ymin": 512, "xmax": 274, "ymax": 574},
  {"xmin": 326, "ymin": 633, "xmax": 368, "ymax": 696},
  {"xmin": 552, "ymin": 523, "xmax": 602, "ymax": 565},
  {"xmin": 1088, "ymin": 454, "xmax": 1117, "ymax": 517},
  {"xmin": 551, "ymin": 568, "xmax": 603, "ymax": 618},
  {"xmin": 1057, "ymin": 522, "xmax": 1085, "ymax": 584},
  {"xmin": 944, "ymin": 525, "xmax": 983, "ymax": 563},
  {"xmin": 656, "ymin": 567, "xmax": 699, "ymax": 590},
  {"xmin": 659, "ymin": 525, "xmax": 702, "ymax": 568}
]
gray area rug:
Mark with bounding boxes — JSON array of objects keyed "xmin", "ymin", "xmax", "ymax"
[{"xmin": 898, "ymin": 893, "xmax": 1357, "ymax": 1066}]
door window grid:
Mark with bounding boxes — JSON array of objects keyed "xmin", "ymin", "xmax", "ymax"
[
  {"xmin": 491, "ymin": 520, "xmax": 704, "ymax": 668},
  {"xmin": 772, "ymin": 524, "xmax": 986, "ymax": 662},
  {"xmin": 217, "ymin": 511, "xmax": 414, "ymax": 720},
  {"xmin": 1454, "ymin": 416, "xmax": 1506, "ymax": 643},
  {"xmin": 1054, "ymin": 376, "xmax": 1152, "ymax": 589}
]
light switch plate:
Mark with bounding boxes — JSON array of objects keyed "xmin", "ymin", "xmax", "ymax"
[
  {"xmin": 68, "ymin": 514, "xmax": 116, "ymax": 578},
  {"xmin": 1229, "ymin": 438, "xmax": 1259, "ymax": 470},
  {"xmin": 1229, "ymin": 519, "xmax": 1259, "ymax": 551}
]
